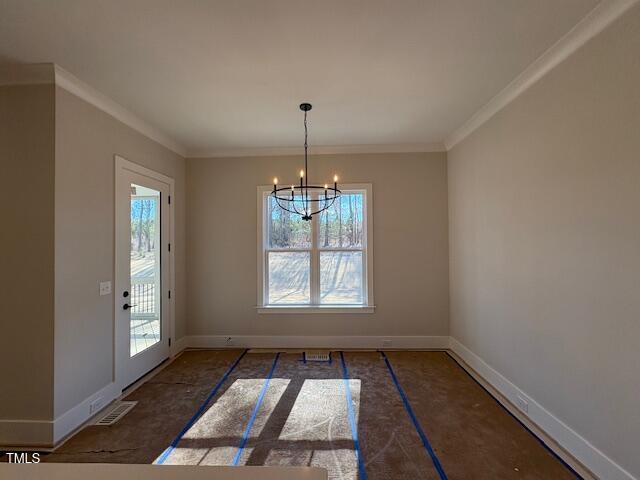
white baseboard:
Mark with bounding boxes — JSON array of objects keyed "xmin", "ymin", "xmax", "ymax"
[
  {"xmin": 171, "ymin": 336, "xmax": 189, "ymax": 356},
  {"xmin": 0, "ymin": 382, "xmax": 120, "ymax": 448},
  {"xmin": 185, "ymin": 335, "xmax": 449, "ymax": 350},
  {"xmin": 449, "ymin": 337, "xmax": 636, "ymax": 480},
  {"xmin": 51, "ymin": 342, "xmax": 197, "ymax": 448},
  {"xmin": 52, "ymin": 382, "xmax": 120, "ymax": 445},
  {"xmin": 0, "ymin": 419, "xmax": 53, "ymax": 448},
  {"xmin": 1, "ymin": 338, "xmax": 187, "ymax": 449}
]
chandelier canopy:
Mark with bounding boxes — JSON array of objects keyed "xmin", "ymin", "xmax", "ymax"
[{"xmin": 271, "ymin": 103, "xmax": 340, "ymax": 221}]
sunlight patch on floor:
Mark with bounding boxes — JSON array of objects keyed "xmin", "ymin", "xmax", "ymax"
[
  {"xmin": 279, "ymin": 379, "xmax": 361, "ymax": 442},
  {"xmin": 312, "ymin": 449, "xmax": 358, "ymax": 479},
  {"xmin": 156, "ymin": 375, "xmax": 361, "ymax": 479},
  {"xmin": 161, "ymin": 448, "xmax": 208, "ymax": 465},
  {"xmin": 182, "ymin": 378, "xmax": 289, "ymax": 441},
  {"xmin": 203, "ymin": 446, "xmax": 255, "ymax": 466}
]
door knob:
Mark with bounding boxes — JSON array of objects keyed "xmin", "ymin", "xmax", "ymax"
[{"xmin": 123, "ymin": 303, "xmax": 136, "ymax": 310}]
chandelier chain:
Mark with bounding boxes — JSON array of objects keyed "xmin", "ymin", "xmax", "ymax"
[{"xmin": 304, "ymin": 109, "xmax": 309, "ymax": 214}]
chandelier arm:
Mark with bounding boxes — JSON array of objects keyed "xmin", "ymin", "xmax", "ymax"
[
  {"xmin": 274, "ymin": 195, "xmax": 304, "ymax": 216},
  {"xmin": 313, "ymin": 195, "xmax": 325, "ymax": 220},
  {"xmin": 311, "ymin": 202, "xmax": 332, "ymax": 217},
  {"xmin": 271, "ymin": 190, "xmax": 340, "ymax": 218},
  {"xmin": 308, "ymin": 193, "xmax": 338, "ymax": 217},
  {"xmin": 323, "ymin": 195, "xmax": 339, "ymax": 214},
  {"xmin": 272, "ymin": 185, "xmax": 341, "ymax": 201},
  {"xmin": 292, "ymin": 200, "xmax": 306, "ymax": 217},
  {"xmin": 291, "ymin": 195, "xmax": 303, "ymax": 216}
]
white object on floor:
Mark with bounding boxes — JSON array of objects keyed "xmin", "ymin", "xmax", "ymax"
[{"xmin": 0, "ymin": 464, "xmax": 327, "ymax": 480}]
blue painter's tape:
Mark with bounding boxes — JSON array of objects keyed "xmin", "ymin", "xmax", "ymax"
[
  {"xmin": 339, "ymin": 351, "xmax": 368, "ymax": 480},
  {"xmin": 155, "ymin": 349, "xmax": 248, "ymax": 465},
  {"xmin": 232, "ymin": 352, "xmax": 280, "ymax": 466},
  {"xmin": 380, "ymin": 351, "xmax": 449, "ymax": 480}
]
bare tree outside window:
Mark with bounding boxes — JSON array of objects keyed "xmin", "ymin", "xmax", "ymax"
[{"xmin": 318, "ymin": 193, "xmax": 364, "ymax": 304}]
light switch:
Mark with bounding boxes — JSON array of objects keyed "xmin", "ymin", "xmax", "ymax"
[{"xmin": 99, "ymin": 281, "xmax": 112, "ymax": 296}]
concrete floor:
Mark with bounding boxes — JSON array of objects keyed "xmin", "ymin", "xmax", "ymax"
[{"xmin": 44, "ymin": 350, "xmax": 579, "ymax": 479}]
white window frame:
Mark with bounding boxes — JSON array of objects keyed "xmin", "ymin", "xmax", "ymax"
[{"xmin": 257, "ymin": 183, "xmax": 374, "ymax": 313}]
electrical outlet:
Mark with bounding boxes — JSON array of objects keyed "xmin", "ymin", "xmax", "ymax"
[
  {"xmin": 516, "ymin": 394, "xmax": 529, "ymax": 414},
  {"xmin": 382, "ymin": 340, "xmax": 392, "ymax": 348},
  {"xmin": 99, "ymin": 281, "xmax": 111, "ymax": 296},
  {"xmin": 89, "ymin": 397, "xmax": 104, "ymax": 415},
  {"xmin": 226, "ymin": 337, "xmax": 234, "ymax": 346}
]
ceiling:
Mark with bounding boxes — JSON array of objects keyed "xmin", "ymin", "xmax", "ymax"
[{"xmin": 0, "ymin": 0, "xmax": 600, "ymax": 155}]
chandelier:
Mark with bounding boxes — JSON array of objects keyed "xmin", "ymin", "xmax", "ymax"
[{"xmin": 271, "ymin": 103, "xmax": 341, "ymax": 221}]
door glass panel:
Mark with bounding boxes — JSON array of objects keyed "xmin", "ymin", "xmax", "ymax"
[{"xmin": 130, "ymin": 184, "xmax": 161, "ymax": 356}]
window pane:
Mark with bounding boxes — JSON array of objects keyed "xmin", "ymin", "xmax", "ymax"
[
  {"xmin": 320, "ymin": 251, "xmax": 363, "ymax": 304},
  {"xmin": 269, "ymin": 196, "xmax": 311, "ymax": 248},
  {"xmin": 318, "ymin": 193, "xmax": 364, "ymax": 248},
  {"xmin": 268, "ymin": 252, "xmax": 311, "ymax": 304}
]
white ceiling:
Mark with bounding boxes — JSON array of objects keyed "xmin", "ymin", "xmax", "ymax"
[{"xmin": 0, "ymin": 0, "xmax": 600, "ymax": 155}]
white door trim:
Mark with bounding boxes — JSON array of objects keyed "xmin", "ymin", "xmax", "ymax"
[{"xmin": 114, "ymin": 155, "xmax": 175, "ymax": 392}]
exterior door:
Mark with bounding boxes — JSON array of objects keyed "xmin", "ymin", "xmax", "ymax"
[{"xmin": 115, "ymin": 156, "xmax": 172, "ymax": 390}]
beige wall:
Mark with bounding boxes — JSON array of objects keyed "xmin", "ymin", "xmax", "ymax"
[
  {"xmin": 54, "ymin": 87, "xmax": 187, "ymax": 416},
  {"xmin": 0, "ymin": 84, "xmax": 56, "ymax": 421},
  {"xmin": 448, "ymin": 5, "xmax": 640, "ymax": 477},
  {"xmin": 186, "ymin": 152, "xmax": 449, "ymax": 338}
]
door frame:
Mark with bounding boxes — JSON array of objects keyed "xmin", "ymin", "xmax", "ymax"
[{"xmin": 114, "ymin": 155, "xmax": 175, "ymax": 392}]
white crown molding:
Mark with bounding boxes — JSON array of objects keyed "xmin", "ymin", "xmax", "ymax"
[
  {"xmin": 187, "ymin": 142, "xmax": 446, "ymax": 159},
  {"xmin": 0, "ymin": 63, "xmax": 54, "ymax": 86},
  {"xmin": 444, "ymin": 0, "xmax": 640, "ymax": 150},
  {"xmin": 10, "ymin": 0, "xmax": 634, "ymax": 163},
  {"xmin": 53, "ymin": 65, "xmax": 187, "ymax": 157}
]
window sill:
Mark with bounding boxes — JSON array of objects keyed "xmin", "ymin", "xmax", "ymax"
[{"xmin": 257, "ymin": 305, "xmax": 375, "ymax": 314}]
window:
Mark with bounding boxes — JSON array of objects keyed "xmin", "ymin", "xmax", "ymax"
[{"xmin": 258, "ymin": 184, "xmax": 374, "ymax": 313}]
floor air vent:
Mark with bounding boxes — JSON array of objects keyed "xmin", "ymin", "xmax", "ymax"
[
  {"xmin": 304, "ymin": 351, "xmax": 331, "ymax": 362},
  {"xmin": 95, "ymin": 401, "xmax": 137, "ymax": 426}
]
